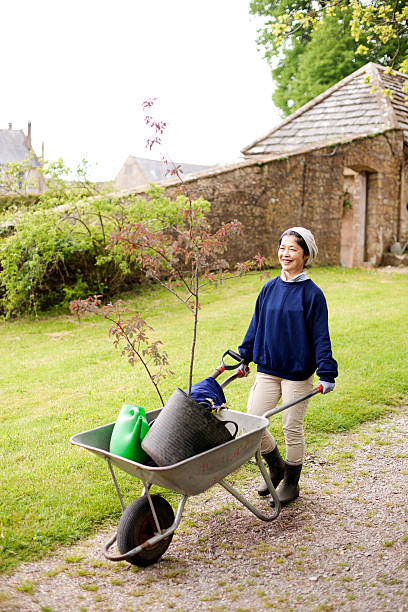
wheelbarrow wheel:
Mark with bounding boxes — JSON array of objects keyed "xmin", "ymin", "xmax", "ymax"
[{"xmin": 117, "ymin": 494, "xmax": 174, "ymax": 567}]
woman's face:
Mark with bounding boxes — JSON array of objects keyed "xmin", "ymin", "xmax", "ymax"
[{"xmin": 278, "ymin": 235, "xmax": 309, "ymax": 279}]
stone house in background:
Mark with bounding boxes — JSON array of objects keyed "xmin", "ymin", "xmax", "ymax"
[
  {"xmin": 127, "ymin": 62, "xmax": 408, "ymax": 268},
  {"xmin": 0, "ymin": 122, "xmax": 44, "ymax": 194},
  {"xmin": 242, "ymin": 62, "xmax": 408, "ymax": 267},
  {"xmin": 114, "ymin": 155, "xmax": 214, "ymax": 191}
]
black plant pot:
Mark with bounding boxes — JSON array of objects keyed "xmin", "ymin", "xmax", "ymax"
[{"xmin": 141, "ymin": 387, "xmax": 238, "ymax": 466}]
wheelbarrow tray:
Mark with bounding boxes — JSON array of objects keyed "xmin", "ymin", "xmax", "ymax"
[{"xmin": 70, "ymin": 408, "xmax": 269, "ymax": 496}]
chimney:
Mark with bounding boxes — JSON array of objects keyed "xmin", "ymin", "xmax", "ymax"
[
  {"xmin": 26, "ymin": 121, "xmax": 32, "ymax": 148},
  {"xmin": 8, "ymin": 123, "xmax": 12, "ymax": 130}
]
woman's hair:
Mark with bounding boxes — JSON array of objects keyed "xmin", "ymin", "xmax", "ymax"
[{"xmin": 279, "ymin": 230, "xmax": 310, "ymax": 257}]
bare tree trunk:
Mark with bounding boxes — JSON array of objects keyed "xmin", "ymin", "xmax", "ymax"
[{"xmin": 187, "ymin": 268, "xmax": 199, "ymax": 395}]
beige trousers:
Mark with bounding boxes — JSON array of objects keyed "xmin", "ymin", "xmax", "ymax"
[{"xmin": 247, "ymin": 372, "xmax": 314, "ymax": 464}]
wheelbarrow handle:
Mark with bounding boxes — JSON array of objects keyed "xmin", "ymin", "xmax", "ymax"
[{"xmin": 263, "ymin": 385, "xmax": 323, "ymax": 420}]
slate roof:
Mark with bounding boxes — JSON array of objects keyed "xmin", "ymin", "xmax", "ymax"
[
  {"xmin": 242, "ymin": 63, "xmax": 408, "ymax": 156},
  {"xmin": 0, "ymin": 129, "xmax": 40, "ymax": 167},
  {"xmin": 129, "ymin": 156, "xmax": 214, "ymax": 182}
]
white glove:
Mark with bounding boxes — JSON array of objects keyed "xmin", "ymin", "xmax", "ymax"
[{"xmin": 319, "ymin": 380, "xmax": 335, "ymax": 394}]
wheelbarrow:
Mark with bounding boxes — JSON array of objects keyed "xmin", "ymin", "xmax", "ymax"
[{"xmin": 70, "ymin": 350, "xmax": 323, "ymax": 567}]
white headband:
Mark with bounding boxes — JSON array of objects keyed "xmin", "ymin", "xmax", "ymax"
[{"xmin": 285, "ymin": 227, "xmax": 318, "ymax": 263}]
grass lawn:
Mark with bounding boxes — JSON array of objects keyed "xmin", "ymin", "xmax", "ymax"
[{"xmin": 1, "ymin": 267, "xmax": 407, "ymax": 572}]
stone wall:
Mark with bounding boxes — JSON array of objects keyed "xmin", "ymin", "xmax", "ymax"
[{"xmin": 130, "ymin": 129, "xmax": 405, "ymax": 267}]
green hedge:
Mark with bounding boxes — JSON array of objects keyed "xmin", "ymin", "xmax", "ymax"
[
  {"xmin": 0, "ymin": 185, "xmax": 210, "ymax": 317},
  {"xmin": 0, "ymin": 193, "xmax": 40, "ymax": 213}
]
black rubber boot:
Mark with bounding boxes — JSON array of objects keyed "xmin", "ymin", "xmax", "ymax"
[
  {"xmin": 270, "ymin": 462, "xmax": 302, "ymax": 507},
  {"xmin": 257, "ymin": 446, "xmax": 285, "ymax": 497}
]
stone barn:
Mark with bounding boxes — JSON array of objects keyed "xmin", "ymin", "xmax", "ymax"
[
  {"xmin": 126, "ymin": 63, "xmax": 408, "ymax": 268},
  {"xmin": 114, "ymin": 156, "xmax": 214, "ymax": 191}
]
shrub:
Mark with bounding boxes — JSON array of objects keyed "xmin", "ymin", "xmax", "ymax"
[
  {"xmin": 0, "ymin": 194, "xmax": 40, "ymax": 214},
  {"xmin": 0, "ymin": 172, "xmax": 210, "ymax": 317}
]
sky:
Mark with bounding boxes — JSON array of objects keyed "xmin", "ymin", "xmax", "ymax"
[{"xmin": 1, "ymin": 0, "xmax": 281, "ymax": 181}]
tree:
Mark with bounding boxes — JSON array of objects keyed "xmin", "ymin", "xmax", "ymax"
[
  {"xmin": 250, "ymin": 0, "xmax": 408, "ymax": 115},
  {"xmin": 107, "ymin": 192, "xmax": 244, "ymax": 396},
  {"xmin": 69, "ymin": 99, "xmax": 266, "ymax": 402}
]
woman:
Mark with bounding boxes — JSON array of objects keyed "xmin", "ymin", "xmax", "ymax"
[{"xmin": 238, "ymin": 227, "xmax": 338, "ymax": 506}]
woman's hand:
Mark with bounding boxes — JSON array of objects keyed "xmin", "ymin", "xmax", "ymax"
[{"xmin": 319, "ymin": 380, "xmax": 335, "ymax": 394}]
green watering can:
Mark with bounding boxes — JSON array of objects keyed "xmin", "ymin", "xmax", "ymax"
[{"xmin": 109, "ymin": 404, "xmax": 149, "ymax": 463}]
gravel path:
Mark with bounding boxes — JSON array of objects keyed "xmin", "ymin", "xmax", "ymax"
[{"xmin": 1, "ymin": 406, "xmax": 407, "ymax": 612}]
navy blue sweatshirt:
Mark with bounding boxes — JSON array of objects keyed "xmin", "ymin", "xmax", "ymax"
[{"xmin": 238, "ymin": 277, "xmax": 338, "ymax": 383}]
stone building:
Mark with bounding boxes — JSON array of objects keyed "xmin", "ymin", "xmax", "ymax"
[
  {"xmin": 114, "ymin": 155, "xmax": 214, "ymax": 191},
  {"xmin": 0, "ymin": 122, "xmax": 44, "ymax": 194},
  {"xmin": 126, "ymin": 63, "xmax": 408, "ymax": 268}
]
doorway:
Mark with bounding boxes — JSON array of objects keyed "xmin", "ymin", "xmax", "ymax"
[{"xmin": 341, "ymin": 168, "xmax": 368, "ymax": 267}]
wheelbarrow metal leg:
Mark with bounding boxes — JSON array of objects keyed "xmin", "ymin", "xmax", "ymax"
[
  {"xmin": 255, "ymin": 448, "xmax": 281, "ymax": 511},
  {"xmin": 106, "ymin": 457, "xmax": 125, "ymax": 511},
  {"xmin": 219, "ymin": 450, "xmax": 281, "ymax": 521}
]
